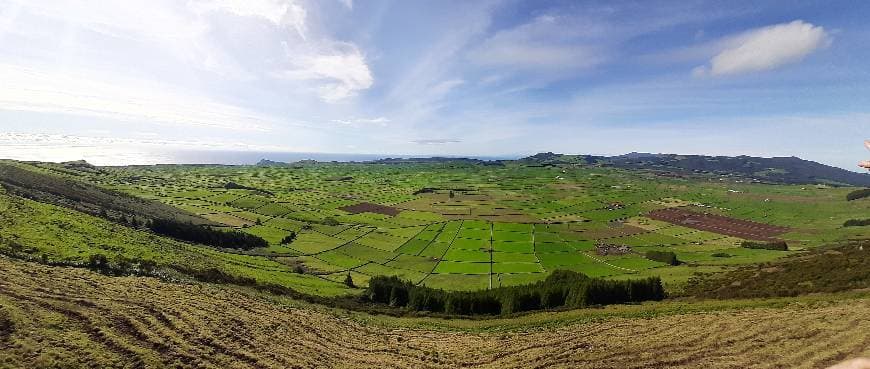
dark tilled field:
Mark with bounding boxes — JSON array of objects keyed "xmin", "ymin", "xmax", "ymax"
[{"xmin": 648, "ymin": 207, "xmax": 790, "ymax": 241}]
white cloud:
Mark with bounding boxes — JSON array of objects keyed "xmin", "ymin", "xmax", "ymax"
[
  {"xmin": 1, "ymin": 0, "xmax": 372, "ymax": 103},
  {"xmin": 694, "ymin": 20, "xmax": 830, "ymax": 77},
  {"xmin": 411, "ymin": 139, "xmax": 461, "ymax": 145},
  {"xmin": 330, "ymin": 117, "xmax": 389, "ymax": 126},
  {"xmin": 191, "ymin": 0, "xmax": 373, "ymax": 101},
  {"xmin": 279, "ymin": 44, "xmax": 374, "ymax": 102},
  {"xmin": 189, "ymin": 0, "xmax": 308, "ymax": 38},
  {"xmin": 0, "ymin": 63, "xmax": 274, "ymax": 131},
  {"xmin": 0, "ymin": 132, "xmax": 313, "ymax": 165},
  {"xmin": 0, "ymin": 0, "xmax": 245, "ymax": 76}
]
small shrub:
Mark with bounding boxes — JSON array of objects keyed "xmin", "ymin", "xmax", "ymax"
[
  {"xmin": 280, "ymin": 232, "xmax": 297, "ymax": 245},
  {"xmin": 344, "ymin": 273, "xmax": 355, "ymax": 288},
  {"xmin": 646, "ymin": 251, "xmax": 679, "ymax": 265},
  {"xmin": 846, "ymin": 188, "xmax": 870, "ymax": 201},
  {"xmin": 88, "ymin": 254, "xmax": 109, "ymax": 271},
  {"xmin": 139, "ymin": 259, "xmax": 158, "ymax": 274},
  {"xmin": 0, "ymin": 307, "xmax": 15, "ymax": 338},
  {"xmin": 843, "ymin": 219, "xmax": 870, "ymax": 227}
]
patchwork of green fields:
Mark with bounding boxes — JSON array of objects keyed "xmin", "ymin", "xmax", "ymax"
[{"xmin": 15, "ymin": 160, "xmax": 870, "ymax": 293}]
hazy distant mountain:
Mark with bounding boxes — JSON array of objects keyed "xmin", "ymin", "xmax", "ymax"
[
  {"xmin": 255, "ymin": 159, "xmax": 290, "ymax": 167},
  {"xmin": 521, "ymin": 153, "xmax": 870, "ymax": 187},
  {"xmin": 369, "ymin": 157, "xmax": 504, "ymax": 165}
]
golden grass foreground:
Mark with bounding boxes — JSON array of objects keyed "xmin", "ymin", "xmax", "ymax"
[{"xmin": 0, "ymin": 256, "xmax": 868, "ymax": 369}]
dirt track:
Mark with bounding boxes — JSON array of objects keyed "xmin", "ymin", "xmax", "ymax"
[{"xmin": 0, "ymin": 257, "xmax": 867, "ymax": 369}]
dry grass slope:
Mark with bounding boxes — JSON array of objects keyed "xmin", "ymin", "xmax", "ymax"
[{"xmin": 0, "ymin": 257, "xmax": 868, "ymax": 369}]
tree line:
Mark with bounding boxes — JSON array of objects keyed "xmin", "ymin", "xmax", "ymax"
[
  {"xmin": 366, "ymin": 270, "xmax": 665, "ymax": 316},
  {"xmin": 741, "ymin": 240, "xmax": 788, "ymax": 251},
  {"xmin": 149, "ymin": 218, "xmax": 267, "ymax": 250}
]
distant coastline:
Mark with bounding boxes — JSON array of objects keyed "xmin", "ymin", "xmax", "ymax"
[
  {"xmin": 0, "ymin": 147, "xmax": 518, "ymax": 166},
  {"xmin": 168, "ymin": 150, "xmax": 517, "ymax": 166}
]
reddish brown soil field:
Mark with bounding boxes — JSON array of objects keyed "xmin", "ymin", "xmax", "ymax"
[
  {"xmin": 339, "ymin": 202, "xmax": 401, "ymax": 216},
  {"xmin": 648, "ymin": 207, "xmax": 789, "ymax": 241}
]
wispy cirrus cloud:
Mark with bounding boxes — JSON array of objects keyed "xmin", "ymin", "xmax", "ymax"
[
  {"xmin": 330, "ymin": 117, "xmax": 389, "ymax": 126},
  {"xmin": 190, "ymin": 0, "xmax": 309, "ymax": 37},
  {"xmin": 411, "ymin": 138, "xmax": 461, "ymax": 145},
  {"xmin": 468, "ymin": 15, "xmax": 608, "ymax": 71}
]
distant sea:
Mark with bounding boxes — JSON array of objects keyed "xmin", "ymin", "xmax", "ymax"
[
  {"xmin": 0, "ymin": 145, "xmax": 518, "ymax": 166},
  {"xmin": 167, "ymin": 150, "xmax": 517, "ymax": 165}
]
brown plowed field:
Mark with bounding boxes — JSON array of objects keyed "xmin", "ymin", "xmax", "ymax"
[
  {"xmin": 648, "ymin": 207, "xmax": 789, "ymax": 241},
  {"xmin": 339, "ymin": 202, "xmax": 401, "ymax": 216},
  {"xmin": 1, "ymin": 257, "xmax": 868, "ymax": 368}
]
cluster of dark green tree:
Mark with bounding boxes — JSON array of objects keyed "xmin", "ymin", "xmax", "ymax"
[
  {"xmin": 645, "ymin": 251, "xmax": 679, "ymax": 265},
  {"xmin": 87, "ymin": 254, "xmax": 158, "ymax": 276},
  {"xmin": 149, "ymin": 218, "xmax": 267, "ymax": 250},
  {"xmin": 280, "ymin": 231, "xmax": 297, "ymax": 244},
  {"xmin": 741, "ymin": 240, "xmax": 788, "ymax": 251},
  {"xmin": 846, "ymin": 188, "xmax": 870, "ymax": 201},
  {"xmin": 366, "ymin": 270, "xmax": 664, "ymax": 316},
  {"xmin": 843, "ymin": 219, "xmax": 870, "ymax": 227}
]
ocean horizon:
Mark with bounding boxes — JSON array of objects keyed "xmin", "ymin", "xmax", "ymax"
[
  {"xmin": 166, "ymin": 150, "xmax": 518, "ymax": 166},
  {"xmin": 0, "ymin": 146, "xmax": 519, "ymax": 166}
]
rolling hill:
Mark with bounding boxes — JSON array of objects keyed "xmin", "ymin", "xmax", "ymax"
[{"xmin": 521, "ymin": 152, "xmax": 870, "ymax": 186}]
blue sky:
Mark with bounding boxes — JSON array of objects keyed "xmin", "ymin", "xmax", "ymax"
[{"xmin": 0, "ymin": 0, "xmax": 869, "ymax": 169}]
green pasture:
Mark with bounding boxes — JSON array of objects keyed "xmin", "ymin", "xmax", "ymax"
[{"xmin": 7, "ymin": 159, "xmax": 867, "ymax": 296}]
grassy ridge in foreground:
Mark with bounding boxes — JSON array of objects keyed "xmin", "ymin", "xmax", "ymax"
[
  {"xmin": 687, "ymin": 240, "xmax": 870, "ymax": 299},
  {"xmin": 0, "ymin": 161, "xmax": 212, "ymax": 225},
  {"xmin": 0, "ymin": 256, "xmax": 868, "ymax": 368},
  {"xmin": 0, "ymin": 189, "xmax": 351, "ymax": 297}
]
